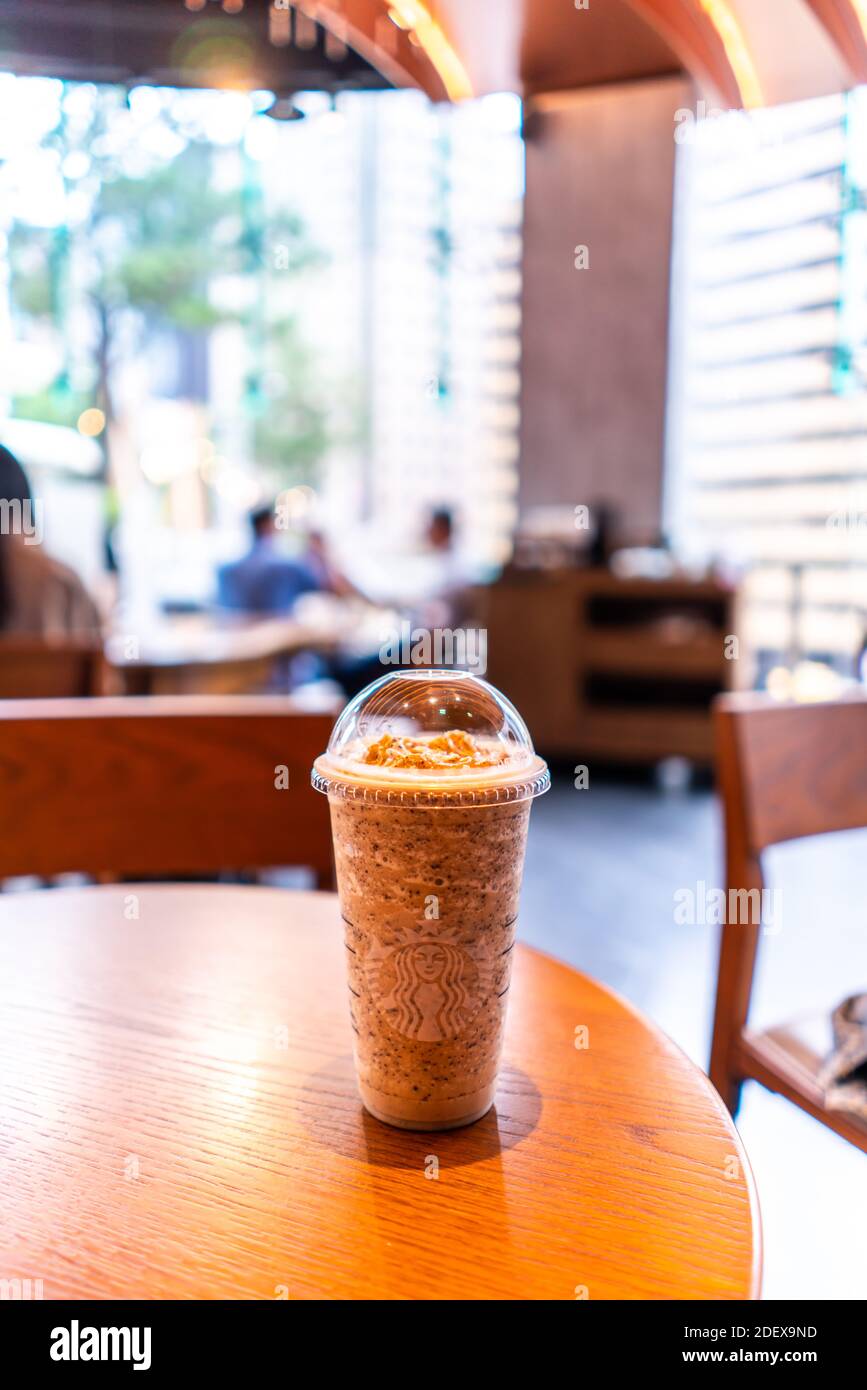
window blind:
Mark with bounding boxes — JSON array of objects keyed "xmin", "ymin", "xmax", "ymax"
[{"xmin": 668, "ymin": 91, "xmax": 867, "ymax": 667}]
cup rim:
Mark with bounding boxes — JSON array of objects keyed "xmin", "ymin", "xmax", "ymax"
[{"xmin": 311, "ymin": 752, "xmax": 551, "ymax": 806}]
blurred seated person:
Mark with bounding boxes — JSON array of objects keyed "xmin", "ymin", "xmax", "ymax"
[
  {"xmin": 217, "ymin": 503, "xmax": 322, "ymax": 614},
  {"xmin": 0, "ymin": 444, "xmax": 101, "ymax": 637},
  {"xmin": 416, "ymin": 506, "xmax": 477, "ymax": 628},
  {"xmin": 303, "ymin": 528, "xmax": 359, "ymax": 599}
]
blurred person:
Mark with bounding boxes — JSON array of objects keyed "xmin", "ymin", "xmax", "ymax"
[
  {"xmin": 417, "ymin": 505, "xmax": 476, "ymax": 628},
  {"xmin": 302, "ymin": 528, "xmax": 359, "ymax": 599},
  {"xmin": 216, "ymin": 503, "xmax": 321, "ymax": 614},
  {"xmin": 588, "ymin": 501, "xmax": 618, "ymax": 569},
  {"xmin": 427, "ymin": 505, "xmax": 454, "ymax": 554},
  {"xmin": 0, "ymin": 444, "xmax": 101, "ymax": 637},
  {"xmin": 301, "ymin": 527, "xmax": 389, "ymax": 695}
]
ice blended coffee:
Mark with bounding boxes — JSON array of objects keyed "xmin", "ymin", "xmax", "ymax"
[{"xmin": 312, "ymin": 670, "xmax": 549, "ymax": 1131}]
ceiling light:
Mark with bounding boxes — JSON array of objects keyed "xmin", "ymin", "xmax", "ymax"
[{"xmin": 264, "ymin": 95, "xmax": 306, "ymax": 121}]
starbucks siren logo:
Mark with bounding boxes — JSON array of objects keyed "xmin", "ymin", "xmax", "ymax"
[{"xmin": 362, "ymin": 920, "xmax": 486, "ymax": 1042}]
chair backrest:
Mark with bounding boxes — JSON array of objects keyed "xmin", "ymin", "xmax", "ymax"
[
  {"xmin": 0, "ymin": 637, "xmax": 103, "ymax": 698},
  {"xmin": 0, "ymin": 696, "xmax": 335, "ymax": 881},
  {"xmin": 715, "ymin": 693, "xmax": 867, "ymax": 862}
]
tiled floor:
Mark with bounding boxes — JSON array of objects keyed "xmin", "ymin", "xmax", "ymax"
[{"xmin": 519, "ymin": 768, "xmax": 867, "ymax": 1301}]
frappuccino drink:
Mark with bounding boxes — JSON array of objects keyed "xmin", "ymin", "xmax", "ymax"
[{"xmin": 312, "ymin": 671, "xmax": 549, "ymax": 1131}]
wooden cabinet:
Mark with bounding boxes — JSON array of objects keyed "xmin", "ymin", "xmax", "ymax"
[{"xmin": 479, "ymin": 568, "xmax": 739, "ymax": 764}]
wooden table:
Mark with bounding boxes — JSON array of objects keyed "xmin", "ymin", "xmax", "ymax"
[
  {"xmin": 105, "ymin": 599, "xmax": 392, "ymax": 696},
  {"xmin": 105, "ymin": 615, "xmax": 339, "ymax": 696},
  {"xmin": 0, "ymin": 887, "xmax": 761, "ymax": 1300}
]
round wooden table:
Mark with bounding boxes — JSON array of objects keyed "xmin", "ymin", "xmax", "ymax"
[{"xmin": 0, "ymin": 886, "xmax": 760, "ymax": 1300}]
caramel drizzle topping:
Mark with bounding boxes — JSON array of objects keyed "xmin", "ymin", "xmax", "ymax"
[{"xmin": 361, "ymin": 730, "xmax": 509, "ymax": 771}]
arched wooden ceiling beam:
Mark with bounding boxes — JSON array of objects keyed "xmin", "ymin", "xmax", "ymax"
[
  {"xmin": 297, "ymin": 0, "xmax": 472, "ymax": 102},
  {"xmin": 305, "ymin": 2, "xmax": 767, "ymax": 111},
  {"xmin": 627, "ymin": 0, "xmax": 761, "ymax": 108},
  {"xmin": 804, "ymin": 0, "xmax": 867, "ymax": 82},
  {"xmin": 305, "ymin": 1, "xmax": 862, "ymax": 114}
]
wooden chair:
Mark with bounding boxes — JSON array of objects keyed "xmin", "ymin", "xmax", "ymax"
[
  {"xmin": 0, "ymin": 696, "xmax": 335, "ymax": 888},
  {"xmin": 710, "ymin": 691, "xmax": 867, "ymax": 1152},
  {"xmin": 0, "ymin": 637, "xmax": 104, "ymax": 697}
]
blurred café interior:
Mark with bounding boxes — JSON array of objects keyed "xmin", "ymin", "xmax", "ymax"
[{"xmin": 1, "ymin": 0, "xmax": 867, "ymax": 1300}]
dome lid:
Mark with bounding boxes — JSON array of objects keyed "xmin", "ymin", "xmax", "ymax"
[{"xmin": 312, "ymin": 669, "xmax": 549, "ymax": 806}]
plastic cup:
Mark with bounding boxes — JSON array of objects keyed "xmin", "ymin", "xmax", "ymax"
[{"xmin": 312, "ymin": 669, "xmax": 549, "ymax": 1131}]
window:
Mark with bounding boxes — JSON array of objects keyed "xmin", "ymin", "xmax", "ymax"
[
  {"xmin": 260, "ymin": 88, "xmax": 523, "ymax": 570},
  {"xmin": 668, "ymin": 92, "xmax": 867, "ymax": 675},
  {"xmin": 0, "ymin": 79, "xmax": 523, "ymax": 603}
]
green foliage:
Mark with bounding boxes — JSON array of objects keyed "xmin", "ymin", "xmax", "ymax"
[
  {"xmin": 12, "ymin": 384, "xmax": 92, "ymax": 429},
  {"xmin": 246, "ymin": 317, "xmax": 325, "ymax": 484},
  {"xmin": 93, "ymin": 142, "xmax": 252, "ymax": 323},
  {"xmin": 7, "ymin": 225, "xmax": 55, "ymax": 318},
  {"xmin": 6, "ymin": 82, "xmax": 334, "ymax": 487}
]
